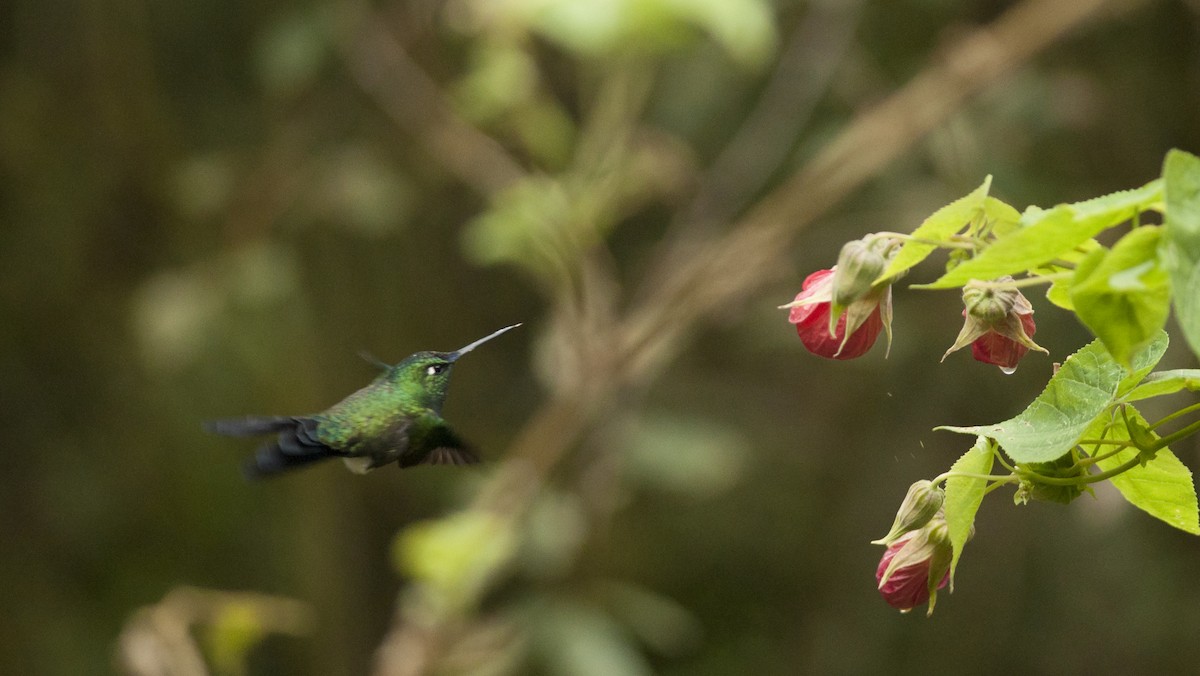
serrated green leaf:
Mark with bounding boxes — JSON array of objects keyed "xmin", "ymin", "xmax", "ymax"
[
  {"xmin": 1162, "ymin": 149, "xmax": 1200, "ymax": 360},
  {"xmin": 921, "ymin": 179, "xmax": 1163, "ymax": 289},
  {"xmin": 983, "ymin": 196, "xmax": 1022, "ymax": 237},
  {"xmin": 1086, "ymin": 406, "xmax": 1199, "ymax": 534},
  {"xmin": 1124, "ymin": 369, "xmax": 1200, "ymax": 402},
  {"xmin": 944, "ymin": 437, "xmax": 993, "ymax": 587},
  {"xmin": 1070, "ymin": 226, "xmax": 1171, "ymax": 367},
  {"xmin": 876, "ymin": 177, "xmax": 992, "ymax": 284},
  {"xmin": 938, "ymin": 335, "xmax": 1167, "ymax": 463},
  {"xmin": 1117, "ymin": 331, "xmax": 1170, "ymax": 397}
]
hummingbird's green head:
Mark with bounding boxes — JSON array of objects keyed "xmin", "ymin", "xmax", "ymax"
[{"xmin": 386, "ymin": 324, "xmax": 521, "ymax": 411}]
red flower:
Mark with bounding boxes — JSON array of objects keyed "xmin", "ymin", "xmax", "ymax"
[
  {"xmin": 785, "ymin": 268, "xmax": 887, "ymax": 360},
  {"xmin": 875, "ymin": 527, "xmax": 951, "ymax": 615},
  {"xmin": 972, "ymin": 312, "xmax": 1037, "ymax": 370},
  {"xmin": 942, "ymin": 280, "xmax": 1047, "ymax": 372}
]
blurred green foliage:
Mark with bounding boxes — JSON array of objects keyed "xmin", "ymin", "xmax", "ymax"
[{"xmin": 2, "ymin": 0, "xmax": 1200, "ymax": 674}]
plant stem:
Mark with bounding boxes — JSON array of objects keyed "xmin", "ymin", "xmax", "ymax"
[
  {"xmin": 1151, "ymin": 417, "xmax": 1200, "ymax": 450},
  {"xmin": 933, "ymin": 471, "xmax": 1018, "ymax": 485},
  {"xmin": 1070, "ymin": 444, "xmax": 1129, "ymax": 469},
  {"xmin": 1019, "ymin": 454, "xmax": 1143, "ymax": 486},
  {"xmin": 1149, "ymin": 402, "xmax": 1200, "ymax": 431},
  {"xmin": 968, "ymin": 274, "xmax": 1069, "ymax": 290},
  {"xmin": 872, "ymin": 231, "xmax": 976, "ymax": 250}
]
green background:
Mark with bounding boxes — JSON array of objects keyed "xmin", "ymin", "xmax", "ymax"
[{"xmin": 3, "ymin": 0, "xmax": 1200, "ymax": 673}]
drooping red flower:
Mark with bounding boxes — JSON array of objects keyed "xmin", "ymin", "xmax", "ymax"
[
  {"xmin": 875, "ymin": 528, "xmax": 951, "ymax": 615},
  {"xmin": 942, "ymin": 279, "xmax": 1047, "ymax": 372},
  {"xmin": 971, "ymin": 311, "xmax": 1038, "ymax": 370},
  {"xmin": 785, "ymin": 268, "xmax": 886, "ymax": 360}
]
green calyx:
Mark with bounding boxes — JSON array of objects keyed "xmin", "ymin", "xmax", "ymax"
[
  {"xmin": 872, "ymin": 480, "xmax": 945, "ymax": 546},
  {"xmin": 832, "ymin": 235, "xmax": 899, "ymax": 308}
]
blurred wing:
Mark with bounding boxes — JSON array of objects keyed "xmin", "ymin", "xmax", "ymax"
[
  {"xmin": 422, "ymin": 446, "xmax": 480, "ymax": 466},
  {"xmin": 399, "ymin": 423, "xmax": 479, "ymax": 468}
]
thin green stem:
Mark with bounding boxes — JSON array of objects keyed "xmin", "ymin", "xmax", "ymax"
[
  {"xmin": 1149, "ymin": 402, "xmax": 1200, "ymax": 431},
  {"xmin": 1151, "ymin": 417, "xmax": 1200, "ymax": 451},
  {"xmin": 933, "ymin": 471, "xmax": 1019, "ymax": 485},
  {"xmin": 968, "ymin": 274, "xmax": 1069, "ymax": 290},
  {"xmin": 1045, "ymin": 258, "xmax": 1078, "ymax": 269},
  {"xmin": 1019, "ymin": 454, "xmax": 1143, "ymax": 486},
  {"xmin": 1075, "ymin": 439, "xmax": 1135, "ymax": 449},
  {"xmin": 872, "ymin": 231, "xmax": 976, "ymax": 250},
  {"xmin": 981, "ymin": 481, "xmax": 1009, "ymax": 497},
  {"xmin": 1071, "ymin": 444, "xmax": 1129, "ymax": 469},
  {"xmin": 992, "ymin": 444, "xmax": 1017, "ymax": 473}
]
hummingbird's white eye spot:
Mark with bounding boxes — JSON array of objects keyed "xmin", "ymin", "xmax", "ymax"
[{"xmin": 425, "ymin": 364, "xmax": 448, "ymax": 376}]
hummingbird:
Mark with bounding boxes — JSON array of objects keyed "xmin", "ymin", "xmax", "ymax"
[{"xmin": 206, "ymin": 323, "xmax": 521, "ymax": 478}]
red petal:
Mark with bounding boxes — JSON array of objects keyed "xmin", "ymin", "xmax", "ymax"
[
  {"xmin": 788, "ymin": 269, "xmax": 882, "ymax": 359},
  {"xmin": 971, "ymin": 313, "xmax": 1036, "ymax": 369},
  {"xmin": 876, "ymin": 542, "xmax": 950, "ymax": 612}
]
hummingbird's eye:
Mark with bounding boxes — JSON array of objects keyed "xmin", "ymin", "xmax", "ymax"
[{"xmin": 425, "ymin": 364, "xmax": 447, "ymax": 376}]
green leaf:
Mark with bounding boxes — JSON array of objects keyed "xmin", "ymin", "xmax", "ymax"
[
  {"xmin": 517, "ymin": 0, "xmax": 776, "ymax": 67},
  {"xmin": 461, "ymin": 177, "xmax": 574, "ymax": 278},
  {"xmin": 1086, "ymin": 406, "xmax": 1200, "ymax": 534},
  {"xmin": 983, "ymin": 196, "xmax": 1023, "ymax": 237},
  {"xmin": 1117, "ymin": 331, "xmax": 1170, "ymax": 397},
  {"xmin": 943, "ymin": 437, "xmax": 993, "ymax": 587},
  {"xmin": 1045, "ymin": 279, "xmax": 1073, "ymax": 311},
  {"xmin": 206, "ymin": 603, "xmax": 265, "ymax": 674},
  {"xmin": 1070, "ymin": 226, "xmax": 1171, "ymax": 367},
  {"xmin": 620, "ymin": 415, "xmax": 747, "ymax": 497},
  {"xmin": 1162, "ymin": 149, "xmax": 1200, "ymax": 360},
  {"xmin": 876, "ymin": 176, "xmax": 992, "ymax": 283},
  {"xmin": 662, "ymin": 0, "xmax": 778, "ymax": 68},
  {"xmin": 1041, "ymin": 238, "xmax": 1102, "ymax": 311},
  {"xmin": 533, "ymin": 599, "xmax": 652, "ymax": 676},
  {"xmin": 395, "ymin": 511, "xmax": 516, "ymax": 611},
  {"xmin": 921, "ymin": 179, "xmax": 1163, "ymax": 289},
  {"xmin": 1124, "ymin": 369, "xmax": 1200, "ymax": 402},
  {"xmin": 938, "ymin": 335, "xmax": 1168, "ymax": 463}
]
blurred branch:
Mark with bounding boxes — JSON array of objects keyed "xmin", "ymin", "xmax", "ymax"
[
  {"xmin": 116, "ymin": 586, "xmax": 314, "ymax": 676},
  {"xmin": 373, "ymin": 0, "xmax": 1126, "ymax": 673},
  {"xmin": 340, "ymin": 12, "xmax": 528, "ymax": 196},
  {"xmin": 625, "ymin": 0, "xmax": 1125, "ymax": 371},
  {"xmin": 678, "ymin": 0, "xmax": 866, "ymax": 229}
]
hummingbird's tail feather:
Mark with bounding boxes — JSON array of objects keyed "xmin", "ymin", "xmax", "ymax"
[
  {"xmin": 204, "ymin": 416, "xmax": 297, "ymax": 437},
  {"xmin": 208, "ymin": 416, "xmax": 340, "ymax": 479}
]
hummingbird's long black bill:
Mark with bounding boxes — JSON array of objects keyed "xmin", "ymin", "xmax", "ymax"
[{"xmin": 448, "ymin": 323, "xmax": 522, "ymax": 361}]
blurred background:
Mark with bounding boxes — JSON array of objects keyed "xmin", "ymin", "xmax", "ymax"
[{"xmin": 3, "ymin": 0, "xmax": 1200, "ymax": 674}]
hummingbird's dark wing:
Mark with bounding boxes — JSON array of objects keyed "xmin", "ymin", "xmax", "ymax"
[
  {"xmin": 398, "ymin": 423, "xmax": 480, "ymax": 468},
  {"xmin": 206, "ymin": 416, "xmax": 341, "ymax": 479}
]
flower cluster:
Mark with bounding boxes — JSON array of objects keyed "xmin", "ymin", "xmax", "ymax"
[{"xmin": 782, "ymin": 243, "xmax": 1046, "ymax": 372}]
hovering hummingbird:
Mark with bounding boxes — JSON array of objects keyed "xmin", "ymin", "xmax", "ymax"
[{"xmin": 206, "ymin": 323, "xmax": 521, "ymax": 478}]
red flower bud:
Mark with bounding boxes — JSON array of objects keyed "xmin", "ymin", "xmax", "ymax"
[
  {"xmin": 972, "ymin": 311, "xmax": 1037, "ymax": 371},
  {"xmin": 875, "ymin": 524, "xmax": 952, "ymax": 616},
  {"xmin": 942, "ymin": 280, "xmax": 1047, "ymax": 372},
  {"xmin": 783, "ymin": 268, "xmax": 887, "ymax": 360}
]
